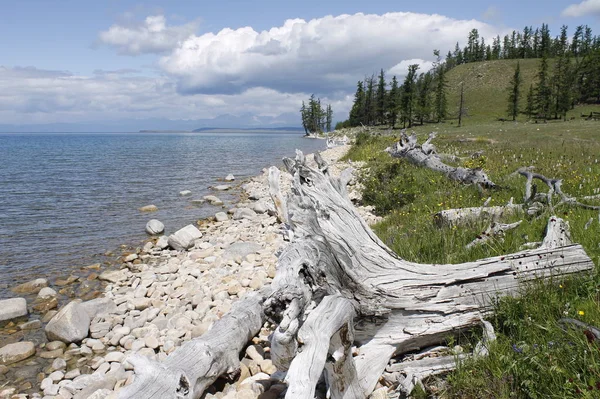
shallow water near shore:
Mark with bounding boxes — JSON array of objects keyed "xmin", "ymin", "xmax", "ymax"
[{"xmin": 0, "ymin": 131, "xmax": 325, "ymax": 298}]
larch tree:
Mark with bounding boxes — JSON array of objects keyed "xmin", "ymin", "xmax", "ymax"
[
  {"xmin": 507, "ymin": 61, "xmax": 522, "ymax": 121},
  {"xmin": 386, "ymin": 75, "xmax": 400, "ymax": 128},
  {"xmin": 375, "ymin": 69, "xmax": 387, "ymax": 125}
]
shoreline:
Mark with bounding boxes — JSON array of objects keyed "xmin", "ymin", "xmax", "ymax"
[{"xmin": 0, "ymin": 144, "xmax": 381, "ymax": 399}]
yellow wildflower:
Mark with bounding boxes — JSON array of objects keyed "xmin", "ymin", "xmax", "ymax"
[{"xmin": 578, "ymin": 310, "xmax": 585, "ymax": 316}]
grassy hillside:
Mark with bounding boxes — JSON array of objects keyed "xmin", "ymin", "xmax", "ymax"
[{"xmin": 444, "ymin": 58, "xmax": 600, "ymax": 123}]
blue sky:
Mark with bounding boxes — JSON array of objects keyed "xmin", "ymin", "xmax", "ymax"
[{"xmin": 0, "ymin": 0, "xmax": 598, "ymax": 127}]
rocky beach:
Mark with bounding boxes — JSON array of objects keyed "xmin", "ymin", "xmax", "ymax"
[{"xmin": 0, "ymin": 145, "xmax": 380, "ymax": 399}]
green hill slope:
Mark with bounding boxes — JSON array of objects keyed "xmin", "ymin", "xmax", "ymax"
[
  {"xmin": 444, "ymin": 58, "xmax": 600, "ymax": 123},
  {"xmin": 445, "ymin": 59, "xmax": 540, "ymax": 122}
]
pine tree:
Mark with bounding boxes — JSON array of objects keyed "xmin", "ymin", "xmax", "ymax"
[
  {"xmin": 400, "ymin": 64, "xmax": 419, "ymax": 128},
  {"xmin": 415, "ymin": 72, "xmax": 433, "ymax": 125},
  {"xmin": 507, "ymin": 62, "xmax": 522, "ymax": 121},
  {"xmin": 365, "ymin": 75, "xmax": 376, "ymax": 125},
  {"xmin": 375, "ymin": 69, "xmax": 387, "ymax": 125},
  {"xmin": 386, "ymin": 76, "xmax": 400, "ymax": 128},
  {"xmin": 434, "ymin": 65, "xmax": 448, "ymax": 122},
  {"xmin": 300, "ymin": 101, "xmax": 309, "ymax": 134},
  {"xmin": 326, "ymin": 104, "xmax": 333, "ymax": 132},
  {"xmin": 536, "ymin": 55, "xmax": 552, "ymax": 119},
  {"xmin": 526, "ymin": 84, "xmax": 535, "ymax": 119},
  {"xmin": 349, "ymin": 81, "xmax": 365, "ymax": 126}
]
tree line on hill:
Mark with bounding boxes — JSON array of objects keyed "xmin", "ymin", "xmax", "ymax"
[
  {"xmin": 507, "ymin": 25, "xmax": 600, "ymax": 121},
  {"xmin": 334, "ymin": 23, "xmax": 600, "ymax": 129}
]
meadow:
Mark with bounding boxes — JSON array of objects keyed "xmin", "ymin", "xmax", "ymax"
[{"xmin": 343, "ymin": 117, "xmax": 600, "ymax": 398}]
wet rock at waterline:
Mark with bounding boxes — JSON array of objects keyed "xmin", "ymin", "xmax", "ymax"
[
  {"xmin": 225, "ymin": 174, "xmax": 235, "ymax": 181},
  {"xmin": 11, "ymin": 278, "xmax": 48, "ymax": 294},
  {"xmin": 0, "ymin": 298, "xmax": 28, "ymax": 323},
  {"xmin": 138, "ymin": 204, "xmax": 158, "ymax": 212},
  {"xmin": 45, "ymin": 298, "xmax": 117, "ymax": 343},
  {"xmin": 203, "ymin": 195, "xmax": 224, "ymax": 206},
  {"xmin": 179, "ymin": 190, "xmax": 192, "ymax": 196},
  {"xmin": 0, "ymin": 342, "xmax": 36, "ymax": 365},
  {"xmin": 145, "ymin": 219, "xmax": 164, "ymax": 235}
]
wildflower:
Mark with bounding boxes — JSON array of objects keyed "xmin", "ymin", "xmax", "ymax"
[
  {"xmin": 578, "ymin": 310, "xmax": 585, "ymax": 316},
  {"xmin": 512, "ymin": 344, "xmax": 523, "ymax": 353},
  {"xmin": 559, "ymin": 284, "xmax": 563, "ymax": 289}
]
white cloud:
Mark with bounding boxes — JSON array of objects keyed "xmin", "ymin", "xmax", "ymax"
[
  {"xmin": 562, "ymin": 0, "xmax": 600, "ymax": 17},
  {"xmin": 388, "ymin": 59, "xmax": 434, "ymax": 77},
  {"xmin": 98, "ymin": 15, "xmax": 198, "ymax": 55},
  {"xmin": 3, "ymin": 12, "xmax": 508, "ymax": 125},
  {"xmin": 0, "ymin": 66, "xmax": 333, "ymax": 125},
  {"xmin": 159, "ymin": 12, "xmax": 504, "ymax": 95}
]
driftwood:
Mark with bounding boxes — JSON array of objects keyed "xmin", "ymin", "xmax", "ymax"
[
  {"xmin": 386, "ymin": 132, "xmax": 496, "ymax": 188},
  {"xmin": 466, "ymin": 220, "xmax": 522, "ymax": 249},
  {"xmin": 120, "ymin": 151, "xmax": 594, "ymax": 399}
]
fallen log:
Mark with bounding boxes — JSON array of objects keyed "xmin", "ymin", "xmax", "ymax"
[
  {"xmin": 120, "ymin": 151, "xmax": 594, "ymax": 399},
  {"xmin": 386, "ymin": 132, "xmax": 497, "ymax": 188}
]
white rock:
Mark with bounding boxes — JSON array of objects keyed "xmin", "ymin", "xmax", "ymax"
[
  {"xmin": 124, "ymin": 254, "xmax": 138, "ymax": 262},
  {"xmin": 45, "ymin": 298, "xmax": 117, "ymax": 343},
  {"xmin": 0, "ymin": 298, "xmax": 28, "ymax": 323},
  {"xmin": 225, "ymin": 174, "xmax": 235, "ymax": 181},
  {"xmin": 233, "ymin": 208, "xmax": 257, "ymax": 220},
  {"xmin": 155, "ymin": 236, "xmax": 169, "ymax": 249},
  {"xmin": 98, "ymin": 270, "xmax": 127, "ymax": 284},
  {"xmin": 179, "ymin": 190, "xmax": 192, "ymax": 196},
  {"xmin": 37, "ymin": 287, "xmax": 58, "ymax": 299},
  {"xmin": 145, "ymin": 219, "xmax": 165, "ymax": 235},
  {"xmin": 104, "ymin": 352, "xmax": 125, "ymax": 363},
  {"xmin": 168, "ymin": 225, "xmax": 202, "ymax": 251},
  {"xmin": 215, "ymin": 212, "xmax": 229, "ymax": 222},
  {"xmin": 213, "ymin": 185, "xmax": 230, "ymax": 191}
]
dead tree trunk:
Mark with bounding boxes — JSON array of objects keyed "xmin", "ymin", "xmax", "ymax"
[
  {"xmin": 120, "ymin": 152, "xmax": 594, "ymax": 399},
  {"xmin": 386, "ymin": 132, "xmax": 496, "ymax": 187}
]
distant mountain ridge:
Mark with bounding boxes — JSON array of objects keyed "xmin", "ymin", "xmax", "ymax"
[{"xmin": 0, "ymin": 112, "xmax": 301, "ymax": 133}]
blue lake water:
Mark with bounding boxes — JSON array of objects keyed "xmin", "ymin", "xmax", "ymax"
[{"xmin": 0, "ymin": 132, "xmax": 325, "ymax": 297}]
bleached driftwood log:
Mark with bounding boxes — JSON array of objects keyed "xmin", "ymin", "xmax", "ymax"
[
  {"xmin": 120, "ymin": 151, "xmax": 594, "ymax": 399},
  {"xmin": 434, "ymin": 198, "xmax": 522, "ymax": 227},
  {"xmin": 466, "ymin": 220, "xmax": 522, "ymax": 249},
  {"xmin": 518, "ymin": 168, "xmax": 600, "ymax": 211},
  {"xmin": 386, "ymin": 132, "xmax": 497, "ymax": 188}
]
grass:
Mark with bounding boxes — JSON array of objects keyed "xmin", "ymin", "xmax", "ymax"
[{"xmin": 342, "ymin": 116, "xmax": 600, "ymax": 398}]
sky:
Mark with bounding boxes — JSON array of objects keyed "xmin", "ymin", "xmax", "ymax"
[{"xmin": 0, "ymin": 0, "xmax": 598, "ymax": 128}]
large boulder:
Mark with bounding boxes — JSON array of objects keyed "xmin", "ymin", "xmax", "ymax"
[
  {"xmin": 168, "ymin": 224, "xmax": 202, "ymax": 251},
  {"xmin": 0, "ymin": 298, "xmax": 28, "ymax": 323},
  {"xmin": 45, "ymin": 298, "xmax": 117, "ymax": 343},
  {"xmin": 12, "ymin": 278, "xmax": 48, "ymax": 294},
  {"xmin": 145, "ymin": 219, "xmax": 164, "ymax": 235},
  {"xmin": 0, "ymin": 342, "xmax": 36, "ymax": 365}
]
